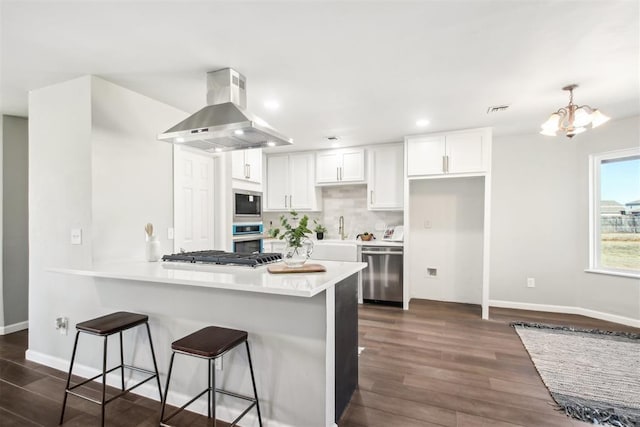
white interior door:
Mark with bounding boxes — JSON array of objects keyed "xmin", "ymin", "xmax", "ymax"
[{"xmin": 174, "ymin": 147, "xmax": 215, "ymax": 252}]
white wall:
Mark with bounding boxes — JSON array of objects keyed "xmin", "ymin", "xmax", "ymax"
[
  {"xmin": 490, "ymin": 116, "xmax": 640, "ymax": 322},
  {"xmin": 28, "ymin": 74, "xmax": 185, "ymax": 368},
  {"xmin": 0, "ymin": 114, "xmax": 3, "ymax": 329},
  {"xmin": 408, "ymin": 177, "xmax": 485, "ymax": 304},
  {"xmin": 2, "ymin": 115, "xmax": 29, "ymax": 330},
  {"xmin": 91, "ymin": 77, "xmax": 178, "ymax": 262}
]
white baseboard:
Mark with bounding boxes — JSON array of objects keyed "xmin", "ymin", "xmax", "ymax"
[
  {"xmin": 0, "ymin": 320, "xmax": 29, "ymax": 335},
  {"xmin": 489, "ymin": 300, "xmax": 640, "ymax": 328},
  {"xmin": 25, "ymin": 349, "xmax": 294, "ymax": 427}
]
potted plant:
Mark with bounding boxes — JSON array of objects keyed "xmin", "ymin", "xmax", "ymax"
[
  {"xmin": 313, "ymin": 220, "xmax": 327, "ymax": 240},
  {"xmin": 270, "ymin": 211, "xmax": 314, "ymax": 267}
]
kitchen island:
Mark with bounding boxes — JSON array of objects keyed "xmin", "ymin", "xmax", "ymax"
[{"xmin": 38, "ymin": 260, "xmax": 366, "ymax": 427}]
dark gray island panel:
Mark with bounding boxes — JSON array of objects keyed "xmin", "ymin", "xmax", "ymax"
[{"xmin": 334, "ymin": 273, "xmax": 359, "ymax": 422}]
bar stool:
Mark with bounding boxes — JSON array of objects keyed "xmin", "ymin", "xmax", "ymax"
[
  {"xmin": 59, "ymin": 311, "xmax": 163, "ymax": 426},
  {"xmin": 159, "ymin": 326, "xmax": 262, "ymax": 427}
]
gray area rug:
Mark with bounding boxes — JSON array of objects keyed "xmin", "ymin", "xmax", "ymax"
[{"xmin": 512, "ymin": 322, "xmax": 640, "ymax": 427}]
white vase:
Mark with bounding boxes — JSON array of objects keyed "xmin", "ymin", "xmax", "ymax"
[
  {"xmin": 282, "ymin": 237, "xmax": 314, "ymax": 268},
  {"xmin": 145, "ymin": 236, "xmax": 161, "ymax": 262}
]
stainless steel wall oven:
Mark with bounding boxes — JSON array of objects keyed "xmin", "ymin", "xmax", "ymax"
[{"xmin": 232, "ymin": 223, "xmax": 263, "ymax": 253}]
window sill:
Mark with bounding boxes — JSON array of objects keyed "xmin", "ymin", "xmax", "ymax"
[{"xmin": 584, "ymin": 269, "xmax": 640, "ymax": 280}]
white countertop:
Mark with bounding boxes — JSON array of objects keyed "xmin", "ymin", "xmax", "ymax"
[
  {"xmin": 264, "ymin": 238, "xmax": 404, "ymax": 248},
  {"xmin": 50, "ymin": 260, "xmax": 367, "ymax": 298}
]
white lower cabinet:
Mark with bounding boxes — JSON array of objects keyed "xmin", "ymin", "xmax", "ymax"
[
  {"xmin": 368, "ymin": 144, "xmax": 404, "ymax": 210},
  {"xmin": 266, "ymin": 152, "xmax": 321, "ymax": 211}
]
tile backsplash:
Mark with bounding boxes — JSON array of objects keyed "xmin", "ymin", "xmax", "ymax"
[{"xmin": 264, "ymin": 185, "xmax": 403, "ymax": 240}]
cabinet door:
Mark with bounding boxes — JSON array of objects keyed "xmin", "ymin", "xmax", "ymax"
[
  {"xmin": 266, "ymin": 154, "xmax": 289, "ymax": 210},
  {"xmin": 368, "ymin": 144, "xmax": 403, "ymax": 210},
  {"xmin": 406, "ymin": 136, "xmax": 446, "ymax": 176},
  {"xmin": 316, "ymin": 151, "xmax": 341, "ymax": 183},
  {"xmin": 231, "ymin": 150, "xmax": 247, "ymax": 180},
  {"xmin": 445, "ymin": 133, "xmax": 485, "ymax": 173},
  {"xmin": 289, "ymin": 153, "xmax": 315, "ymax": 209},
  {"xmin": 244, "ymin": 148, "xmax": 262, "ymax": 183},
  {"xmin": 340, "ymin": 149, "xmax": 365, "ymax": 182}
]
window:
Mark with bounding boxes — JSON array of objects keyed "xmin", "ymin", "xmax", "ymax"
[{"xmin": 589, "ymin": 148, "xmax": 640, "ymax": 276}]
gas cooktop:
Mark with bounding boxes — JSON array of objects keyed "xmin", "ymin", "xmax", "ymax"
[{"xmin": 161, "ymin": 250, "xmax": 282, "ymax": 267}]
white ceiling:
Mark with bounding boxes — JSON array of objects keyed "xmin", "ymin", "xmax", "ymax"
[{"xmin": 1, "ymin": 1, "xmax": 638, "ymax": 151}]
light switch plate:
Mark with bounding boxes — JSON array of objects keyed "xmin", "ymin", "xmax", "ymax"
[
  {"xmin": 70, "ymin": 228, "xmax": 82, "ymax": 245},
  {"xmin": 167, "ymin": 227, "xmax": 174, "ymax": 239}
]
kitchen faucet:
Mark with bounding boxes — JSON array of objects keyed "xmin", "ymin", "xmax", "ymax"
[{"xmin": 339, "ymin": 216, "xmax": 345, "ymax": 240}]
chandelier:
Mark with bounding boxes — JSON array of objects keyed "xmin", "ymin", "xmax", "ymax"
[{"xmin": 540, "ymin": 84, "xmax": 610, "ymax": 138}]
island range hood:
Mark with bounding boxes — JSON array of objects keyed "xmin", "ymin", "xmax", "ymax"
[{"xmin": 158, "ymin": 68, "xmax": 293, "ymax": 152}]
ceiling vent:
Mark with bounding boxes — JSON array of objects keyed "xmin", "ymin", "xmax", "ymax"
[{"xmin": 486, "ymin": 105, "xmax": 510, "ymax": 114}]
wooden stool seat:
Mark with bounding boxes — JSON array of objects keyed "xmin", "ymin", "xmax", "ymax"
[
  {"xmin": 171, "ymin": 326, "xmax": 248, "ymax": 358},
  {"xmin": 59, "ymin": 311, "xmax": 162, "ymax": 427},
  {"xmin": 160, "ymin": 326, "xmax": 262, "ymax": 427},
  {"xmin": 76, "ymin": 311, "xmax": 149, "ymax": 336}
]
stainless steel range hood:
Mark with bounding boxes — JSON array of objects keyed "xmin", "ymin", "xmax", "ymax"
[{"xmin": 158, "ymin": 68, "xmax": 293, "ymax": 152}]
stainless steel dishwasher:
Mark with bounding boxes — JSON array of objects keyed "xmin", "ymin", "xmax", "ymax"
[{"xmin": 361, "ymin": 245, "xmax": 403, "ymax": 306}]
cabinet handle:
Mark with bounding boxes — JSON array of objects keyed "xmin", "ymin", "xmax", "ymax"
[
  {"xmin": 336, "ymin": 167, "xmax": 340, "ymax": 181},
  {"xmin": 289, "ymin": 195, "xmax": 293, "ymax": 207},
  {"xmin": 284, "ymin": 195, "xmax": 288, "ymax": 208},
  {"xmin": 370, "ymin": 190, "xmax": 374, "ymax": 205},
  {"xmin": 339, "ymin": 167, "xmax": 343, "ymax": 181},
  {"xmin": 442, "ymin": 156, "xmax": 446, "ymax": 173},
  {"xmin": 445, "ymin": 155, "xmax": 449, "ymax": 173}
]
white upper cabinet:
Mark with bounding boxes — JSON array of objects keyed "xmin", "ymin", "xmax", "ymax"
[
  {"xmin": 316, "ymin": 148, "xmax": 365, "ymax": 184},
  {"xmin": 406, "ymin": 129, "xmax": 489, "ymax": 176},
  {"xmin": 232, "ymin": 148, "xmax": 262, "ymax": 184},
  {"xmin": 266, "ymin": 152, "xmax": 321, "ymax": 211},
  {"xmin": 368, "ymin": 144, "xmax": 404, "ymax": 210},
  {"xmin": 266, "ymin": 154, "xmax": 289, "ymax": 210}
]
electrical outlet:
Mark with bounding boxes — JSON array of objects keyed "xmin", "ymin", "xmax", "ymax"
[
  {"xmin": 215, "ymin": 357, "xmax": 223, "ymax": 370},
  {"xmin": 526, "ymin": 277, "xmax": 536, "ymax": 288},
  {"xmin": 70, "ymin": 228, "xmax": 82, "ymax": 245},
  {"xmin": 55, "ymin": 317, "xmax": 68, "ymax": 335}
]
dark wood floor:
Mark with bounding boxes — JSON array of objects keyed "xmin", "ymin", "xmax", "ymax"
[{"xmin": 1, "ymin": 300, "xmax": 638, "ymax": 426}]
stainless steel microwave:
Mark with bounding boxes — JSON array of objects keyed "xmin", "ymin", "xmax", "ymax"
[{"xmin": 233, "ymin": 190, "xmax": 262, "ymax": 223}]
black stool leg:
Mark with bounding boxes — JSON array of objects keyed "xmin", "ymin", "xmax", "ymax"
[
  {"xmin": 145, "ymin": 322, "xmax": 163, "ymax": 400},
  {"xmin": 210, "ymin": 358, "xmax": 216, "ymax": 427},
  {"xmin": 207, "ymin": 358, "xmax": 212, "ymax": 419},
  {"xmin": 119, "ymin": 331, "xmax": 125, "ymax": 391},
  {"xmin": 245, "ymin": 341, "xmax": 263, "ymax": 427},
  {"xmin": 160, "ymin": 352, "xmax": 175, "ymax": 424},
  {"xmin": 59, "ymin": 331, "xmax": 80, "ymax": 425},
  {"xmin": 101, "ymin": 335, "xmax": 108, "ymax": 427}
]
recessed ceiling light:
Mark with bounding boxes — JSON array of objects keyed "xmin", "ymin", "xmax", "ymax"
[
  {"xmin": 416, "ymin": 119, "xmax": 430, "ymax": 127},
  {"xmin": 234, "ymin": 129, "xmax": 244, "ymax": 136},
  {"xmin": 264, "ymin": 100, "xmax": 280, "ymax": 110}
]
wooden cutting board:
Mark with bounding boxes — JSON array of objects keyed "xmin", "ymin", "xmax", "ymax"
[{"xmin": 268, "ymin": 263, "xmax": 327, "ymax": 274}]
